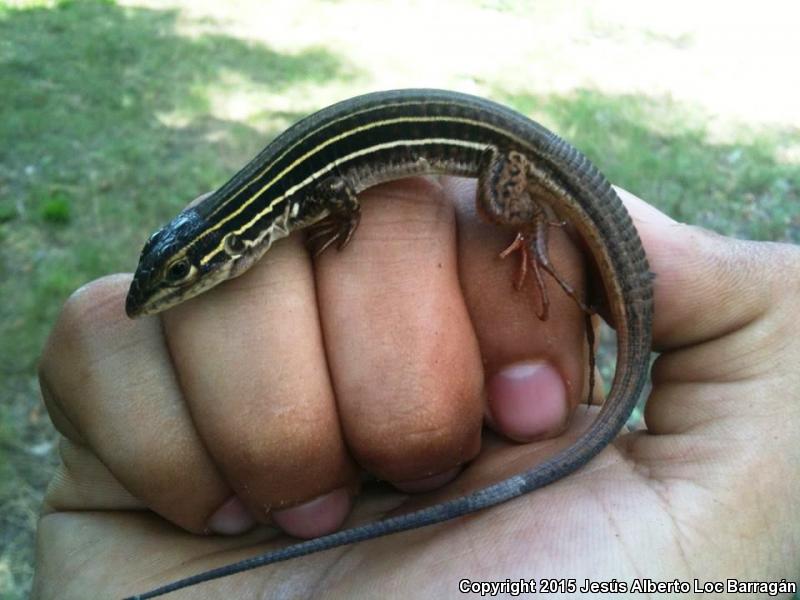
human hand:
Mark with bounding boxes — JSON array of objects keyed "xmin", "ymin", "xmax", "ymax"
[{"xmin": 33, "ymin": 178, "xmax": 800, "ymax": 598}]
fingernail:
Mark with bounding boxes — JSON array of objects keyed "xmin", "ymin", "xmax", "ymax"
[
  {"xmin": 272, "ymin": 487, "xmax": 351, "ymax": 539},
  {"xmin": 487, "ymin": 362, "xmax": 567, "ymax": 442},
  {"xmin": 208, "ymin": 495, "xmax": 257, "ymax": 535},
  {"xmin": 392, "ymin": 466, "xmax": 461, "ymax": 493}
]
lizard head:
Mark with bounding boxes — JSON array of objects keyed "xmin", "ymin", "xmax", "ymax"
[{"xmin": 125, "ymin": 208, "xmax": 231, "ymax": 317}]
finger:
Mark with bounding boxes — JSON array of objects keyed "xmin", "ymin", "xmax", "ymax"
[
  {"xmin": 616, "ymin": 187, "xmax": 789, "ymax": 350},
  {"xmin": 314, "ymin": 177, "xmax": 484, "ymax": 488},
  {"xmin": 162, "ymin": 233, "xmax": 359, "ymax": 534},
  {"xmin": 614, "ymin": 187, "xmax": 800, "ymax": 434},
  {"xmin": 447, "ymin": 177, "xmax": 591, "ymax": 442},
  {"xmin": 38, "ymin": 275, "xmax": 232, "ymax": 533}
]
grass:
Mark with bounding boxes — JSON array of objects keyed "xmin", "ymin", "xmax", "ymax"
[
  {"xmin": 0, "ymin": 0, "xmax": 798, "ymax": 598},
  {"xmin": 0, "ymin": 0, "xmax": 354, "ymax": 595},
  {"xmin": 495, "ymin": 88, "xmax": 800, "ymax": 242},
  {"xmin": 0, "ymin": 0, "xmax": 355, "ymax": 374}
]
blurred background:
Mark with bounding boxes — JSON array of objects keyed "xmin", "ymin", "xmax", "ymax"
[{"xmin": 1, "ymin": 0, "xmax": 798, "ymax": 597}]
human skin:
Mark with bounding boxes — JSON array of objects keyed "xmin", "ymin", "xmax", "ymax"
[{"xmin": 34, "ymin": 178, "xmax": 800, "ymax": 598}]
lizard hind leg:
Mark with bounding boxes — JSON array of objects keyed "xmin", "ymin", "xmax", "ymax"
[
  {"xmin": 498, "ymin": 221, "xmax": 598, "ymax": 407},
  {"xmin": 480, "ymin": 151, "xmax": 598, "ymax": 406},
  {"xmin": 499, "ymin": 232, "xmax": 549, "ymax": 320},
  {"xmin": 527, "ymin": 212, "xmax": 598, "ymax": 407},
  {"xmin": 526, "ymin": 211, "xmax": 593, "ymax": 316},
  {"xmin": 497, "ymin": 212, "xmax": 575, "ymax": 321},
  {"xmin": 477, "ymin": 148, "xmax": 591, "ymax": 315}
]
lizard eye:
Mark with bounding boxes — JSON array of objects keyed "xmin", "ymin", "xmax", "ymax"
[
  {"xmin": 165, "ymin": 259, "xmax": 192, "ymax": 284},
  {"xmin": 224, "ymin": 233, "xmax": 246, "ymax": 256}
]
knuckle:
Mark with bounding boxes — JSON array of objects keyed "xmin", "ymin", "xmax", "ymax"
[
  {"xmin": 39, "ymin": 274, "xmax": 132, "ymax": 396},
  {"xmin": 352, "ymin": 411, "xmax": 480, "ymax": 482},
  {"xmin": 60, "ymin": 274, "xmax": 131, "ymax": 331}
]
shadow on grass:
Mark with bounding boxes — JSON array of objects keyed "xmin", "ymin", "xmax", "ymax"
[
  {"xmin": 0, "ymin": 1, "xmax": 354, "ymax": 597},
  {"xmin": 0, "ymin": 0, "xmax": 354, "ymax": 371},
  {"xmin": 493, "ymin": 88, "xmax": 800, "ymax": 243}
]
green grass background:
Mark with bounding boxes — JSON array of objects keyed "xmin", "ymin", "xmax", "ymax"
[{"xmin": 1, "ymin": 0, "xmax": 798, "ymax": 597}]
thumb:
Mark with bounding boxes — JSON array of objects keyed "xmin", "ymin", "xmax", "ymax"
[
  {"xmin": 618, "ymin": 187, "xmax": 800, "ymax": 582},
  {"xmin": 617, "ymin": 186, "xmax": 800, "ymax": 425}
]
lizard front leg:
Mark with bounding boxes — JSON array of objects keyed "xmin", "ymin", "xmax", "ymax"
[{"xmin": 304, "ymin": 175, "xmax": 362, "ymax": 256}]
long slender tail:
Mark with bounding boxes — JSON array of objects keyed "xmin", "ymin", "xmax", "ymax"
[{"xmin": 125, "ymin": 350, "xmax": 647, "ymax": 600}]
